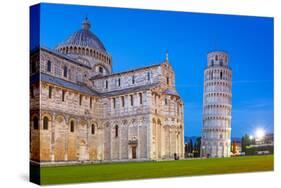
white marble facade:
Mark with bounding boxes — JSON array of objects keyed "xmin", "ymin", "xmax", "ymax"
[
  {"xmin": 201, "ymin": 51, "xmax": 232, "ymax": 158},
  {"xmin": 30, "ymin": 18, "xmax": 184, "ymax": 163}
]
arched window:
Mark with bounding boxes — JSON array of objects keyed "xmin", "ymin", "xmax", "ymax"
[
  {"xmin": 70, "ymin": 120, "xmax": 74, "ymax": 132},
  {"xmin": 48, "ymin": 86, "xmax": 52, "ymax": 98},
  {"xmin": 47, "ymin": 61, "xmax": 52, "ymax": 72},
  {"xmin": 139, "ymin": 93, "xmax": 143, "ymax": 105},
  {"xmin": 147, "ymin": 72, "xmax": 151, "ymax": 81},
  {"xmin": 62, "ymin": 90, "xmax": 65, "ymax": 102},
  {"xmin": 79, "ymin": 95, "xmax": 83, "ymax": 106},
  {"xmin": 91, "ymin": 124, "xmax": 95, "ymax": 135},
  {"xmin": 166, "ymin": 77, "xmax": 170, "ymax": 85},
  {"xmin": 112, "ymin": 98, "xmax": 116, "ymax": 109},
  {"xmin": 33, "ymin": 116, "xmax": 39, "ymax": 130},
  {"xmin": 215, "ymin": 55, "xmax": 218, "ymax": 61},
  {"xmin": 132, "ymin": 75, "xmax": 135, "ymax": 84},
  {"xmin": 105, "ymin": 80, "xmax": 108, "ymax": 89},
  {"xmin": 121, "ymin": 96, "xmax": 125, "ymax": 107},
  {"xmin": 99, "ymin": 66, "xmax": 103, "ymax": 73},
  {"xmin": 115, "ymin": 125, "xmax": 119, "ymax": 137},
  {"xmin": 130, "ymin": 95, "xmax": 134, "ymax": 106},
  {"xmin": 43, "ymin": 117, "xmax": 49, "ymax": 130},
  {"xmin": 118, "ymin": 78, "xmax": 121, "ymax": 87},
  {"xmin": 63, "ymin": 66, "xmax": 68, "ymax": 78},
  {"xmin": 90, "ymin": 97, "xmax": 92, "ymax": 109},
  {"xmin": 211, "ymin": 59, "xmax": 214, "ymax": 66},
  {"xmin": 220, "ymin": 71, "xmax": 223, "ymax": 79}
]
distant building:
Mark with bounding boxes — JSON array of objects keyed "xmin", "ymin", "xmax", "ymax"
[
  {"xmin": 255, "ymin": 133, "xmax": 274, "ymax": 145},
  {"xmin": 248, "ymin": 133, "xmax": 274, "ymax": 155},
  {"xmin": 231, "ymin": 140, "xmax": 241, "ymax": 155}
]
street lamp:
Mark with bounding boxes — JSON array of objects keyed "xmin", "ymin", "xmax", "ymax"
[{"xmin": 255, "ymin": 128, "xmax": 265, "ymax": 139}]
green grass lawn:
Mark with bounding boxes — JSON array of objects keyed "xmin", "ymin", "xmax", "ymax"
[{"xmin": 40, "ymin": 155, "xmax": 273, "ymax": 185}]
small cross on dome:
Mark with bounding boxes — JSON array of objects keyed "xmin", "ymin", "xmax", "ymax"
[
  {"xmin": 82, "ymin": 16, "xmax": 91, "ymax": 30},
  {"xmin": 165, "ymin": 50, "xmax": 169, "ymax": 62}
]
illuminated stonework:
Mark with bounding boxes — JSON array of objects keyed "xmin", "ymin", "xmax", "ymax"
[
  {"xmin": 30, "ymin": 18, "xmax": 184, "ymax": 163},
  {"xmin": 201, "ymin": 51, "xmax": 232, "ymax": 158}
]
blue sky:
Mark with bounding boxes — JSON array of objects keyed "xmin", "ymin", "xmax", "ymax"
[{"xmin": 33, "ymin": 3, "xmax": 274, "ymax": 138}]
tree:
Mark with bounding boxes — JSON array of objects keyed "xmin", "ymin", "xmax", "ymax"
[
  {"xmin": 190, "ymin": 139, "xmax": 193, "ymax": 153},
  {"xmin": 241, "ymin": 134, "xmax": 251, "ymax": 152},
  {"xmin": 193, "ymin": 137, "xmax": 201, "ymax": 157},
  {"xmin": 187, "ymin": 139, "xmax": 193, "ymax": 154}
]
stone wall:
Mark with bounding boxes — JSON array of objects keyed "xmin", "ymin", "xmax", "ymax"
[
  {"xmin": 92, "ymin": 65, "xmax": 162, "ymax": 93},
  {"xmin": 30, "ymin": 49, "xmax": 185, "ymax": 163}
]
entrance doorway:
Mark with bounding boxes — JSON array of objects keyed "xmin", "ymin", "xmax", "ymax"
[{"xmin": 132, "ymin": 146, "xmax": 137, "ymax": 159}]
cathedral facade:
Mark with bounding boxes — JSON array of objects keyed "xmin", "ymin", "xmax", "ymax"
[{"xmin": 30, "ymin": 18, "xmax": 184, "ymax": 163}]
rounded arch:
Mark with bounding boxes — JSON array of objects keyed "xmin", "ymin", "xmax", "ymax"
[
  {"xmin": 152, "ymin": 118, "xmax": 156, "ymax": 124},
  {"xmin": 55, "ymin": 114, "xmax": 66, "ymax": 123},
  {"xmin": 103, "ymin": 121, "xmax": 110, "ymax": 128},
  {"xmin": 157, "ymin": 118, "xmax": 162, "ymax": 125},
  {"xmin": 30, "ymin": 113, "xmax": 40, "ymax": 121},
  {"xmin": 91, "ymin": 123, "xmax": 96, "ymax": 134},
  {"xmin": 41, "ymin": 112, "xmax": 52, "ymax": 121},
  {"xmin": 111, "ymin": 120, "xmax": 120, "ymax": 128},
  {"xmin": 80, "ymin": 139, "xmax": 86, "ymax": 145},
  {"xmin": 69, "ymin": 119, "xmax": 75, "ymax": 132},
  {"xmin": 90, "ymin": 119, "xmax": 98, "ymax": 131},
  {"xmin": 32, "ymin": 115, "xmax": 39, "ymax": 130},
  {"xmin": 114, "ymin": 124, "xmax": 119, "ymax": 137},
  {"xmin": 94, "ymin": 63, "xmax": 109, "ymax": 74},
  {"xmin": 122, "ymin": 119, "xmax": 128, "ymax": 125},
  {"xmin": 43, "ymin": 116, "xmax": 49, "ymax": 130},
  {"xmin": 41, "ymin": 113, "xmax": 52, "ymax": 130},
  {"xmin": 80, "ymin": 119, "xmax": 88, "ymax": 128}
]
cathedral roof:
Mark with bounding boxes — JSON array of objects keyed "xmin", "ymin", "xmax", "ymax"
[
  {"xmin": 41, "ymin": 47, "xmax": 92, "ymax": 69},
  {"xmin": 58, "ymin": 17, "xmax": 106, "ymax": 52},
  {"xmin": 33, "ymin": 73, "xmax": 99, "ymax": 96},
  {"xmin": 163, "ymin": 89, "xmax": 180, "ymax": 97},
  {"xmin": 91, "ymin": 63, "xmax": 162, "ymax": 80},
  {"xmin": 31, "ymin": 72, "xmax": 158, "ymax": 97},
  {"xmin": 101, "ymin": 83, "xmax": 159, "ymax": 97}
]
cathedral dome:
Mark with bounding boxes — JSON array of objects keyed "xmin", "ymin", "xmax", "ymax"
[{"xmin": 58, "ymin": 17, "xmax": 106, "ymax": 52}]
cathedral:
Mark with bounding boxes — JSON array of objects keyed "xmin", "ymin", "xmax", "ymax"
[{"xmin": 30, "ymin": 17, "xmax": 184, "ymax": 163}]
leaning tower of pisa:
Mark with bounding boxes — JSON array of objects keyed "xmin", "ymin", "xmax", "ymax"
[{"xmin": 201, "ymin": 51, "xmax": 232, "ymax": 158}]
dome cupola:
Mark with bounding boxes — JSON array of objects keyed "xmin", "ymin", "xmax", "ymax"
[
  {"xmin": 58, "ymin": 17, "xmax": 106, "ymax": 52},
  {"xmin": 56, "ymin": 17, "xmax": 112, "ymax": 75}
]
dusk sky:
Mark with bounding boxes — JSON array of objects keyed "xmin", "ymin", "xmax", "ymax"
[{"xmin": 35, "ymin": 3, "xmax": 274, "ymax": 138}]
